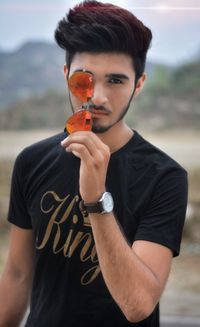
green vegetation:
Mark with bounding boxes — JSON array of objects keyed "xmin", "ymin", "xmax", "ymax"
[
  {"xmin": 0, "ymin": 61, "xmax": 199, "ymax": 132},
  {"xmin": 125, "ymin": 57, "xmax": 200, "ymax": 132},
  {"xmin": 0, "ymin": 41, "xmax": 199, "ymax": 132},
  {"xmin": 171, "ymin": 59, "xmax": 200, "ymax": 99}
]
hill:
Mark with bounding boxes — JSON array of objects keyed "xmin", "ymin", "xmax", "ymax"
[
  {"xmin": 0, "ymin": 41, "xmax": 161, "ymax": 109},
  {"xmin": 0, "ymin": 41, "xmax": 66, "ymax": 108},
  {"xmin": 0, "ymin": 41, "xmax": 199, "ymax": 131}
]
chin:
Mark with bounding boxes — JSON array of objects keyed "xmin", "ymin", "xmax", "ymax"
[{"xmin": 92, "ymin": 124, "xmax": 111, "ymax": 134}]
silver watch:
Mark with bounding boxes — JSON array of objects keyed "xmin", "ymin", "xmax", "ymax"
[{"xmin": 80, "ymin": 192, "xmax": 114, "ymax": 214}]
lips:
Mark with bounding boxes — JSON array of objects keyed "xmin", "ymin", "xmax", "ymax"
[{"xmin": 90, "ymin": 109, "xmax": 109, "ymax": 115}]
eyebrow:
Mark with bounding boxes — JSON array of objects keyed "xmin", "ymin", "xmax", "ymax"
[
  {"xmin": 73, "ymin": 69, "xmax": 129, "ymax": 80},
  {"xmin": 105, "ymin": 73, "xmax": 129, "ymax": 80}
]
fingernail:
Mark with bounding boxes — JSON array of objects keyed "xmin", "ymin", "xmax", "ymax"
[{"xmin": 61, "ymin": 138, "xmax": 68, "ymax": 146}]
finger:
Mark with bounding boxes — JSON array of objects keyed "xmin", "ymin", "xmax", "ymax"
[
  {"xmin": 62, "ymin": 135, "xmax": 96, "ymax": 158},
  {"xmin": 61, "ymin": 131, "xmax": 110, "ymax": 157},
  {"xmin": 67, "ymin": 142, "xmax": 108, "ymax": 170},
  {"xmin": 61, "ymin": 132, "xmax": 98, "ymax": 149},
  {"xmin": 66, "ymin": 143, "xmax": 93, "ymax": 164}
]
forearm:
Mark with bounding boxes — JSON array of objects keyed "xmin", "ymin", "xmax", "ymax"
[
  {"xmin": 0, "ymin": 269, "xmax": 31, "ymax": 327},
  {"xmin": 89, "ymin": 212, "xmax": 160, "ymax": 322},
  {"xmin": 62, "ymin": 132, "xmax": 164, "ymax": 321}
]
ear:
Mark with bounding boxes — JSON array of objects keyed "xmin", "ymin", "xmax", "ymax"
[
  {"xmin": 64, "ymin": 64, "xmax": 69, "ymax": 80},
  {"xmin": 134, "ymin": 73, "xmax": 147, "ymax": 97}
]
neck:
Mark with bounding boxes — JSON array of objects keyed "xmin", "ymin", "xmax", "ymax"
[{"xmin": 96, "ymin": 121, "xmax": 134, "ymax": 154}]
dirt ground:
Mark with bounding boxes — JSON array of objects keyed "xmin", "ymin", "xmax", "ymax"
[
  {"xmin": 0, "ymin": 129, "xmax": 200, "ymax": 170},
  {"xmin": 160, "ymin": 242, "xmax": 200, "ymax": 316}
]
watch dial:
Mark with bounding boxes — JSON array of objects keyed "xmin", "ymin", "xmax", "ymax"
[{"xmin": 103, "ymin": 193, "xmax": 114, "ymax": 212}]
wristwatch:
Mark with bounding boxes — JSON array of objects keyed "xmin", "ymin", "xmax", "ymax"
[{"xmin": 79, "ymin": 192, "xmax": 114, "ymax": 215}]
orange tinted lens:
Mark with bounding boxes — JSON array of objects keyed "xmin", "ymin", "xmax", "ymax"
[
  {"xmin": 66, "ymin": 110, "xmax": 92, "ymax": 134},
  {"xmin": 68, "ymin": 72, "xmax": 94, "ymax": 102}
]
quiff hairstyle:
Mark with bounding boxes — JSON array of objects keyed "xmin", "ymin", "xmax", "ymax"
[{"xmin": 55, "ymin": 0, "xmax": 152, "ymax": 82}]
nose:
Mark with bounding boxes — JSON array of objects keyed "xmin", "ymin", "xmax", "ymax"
[{"xmin": 91, "ymin": 82, "xmax": 107, "ymax": 106}]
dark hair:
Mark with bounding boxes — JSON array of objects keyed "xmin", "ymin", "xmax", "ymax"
[{"xmin": 54, "ymin": 0, "xmax": 152, "ymax": 82}]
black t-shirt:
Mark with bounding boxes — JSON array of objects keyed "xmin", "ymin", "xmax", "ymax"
[{"xmin": 8, "ymin": 130, "xmax": 188, "ymax": 327}]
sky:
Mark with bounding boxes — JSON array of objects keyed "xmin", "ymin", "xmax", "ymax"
[{"xmin": 1, "ymin": 0, "xmax": 200, "ymax": 65}]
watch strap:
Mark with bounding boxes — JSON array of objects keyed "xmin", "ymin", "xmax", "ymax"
[
  {"xmin": 79, "ymin": 199, "xmax": 103, "ymax": 214},
  {"xmin": 79, "ymin": 192, "xmax": 113, "ymax": 215}
]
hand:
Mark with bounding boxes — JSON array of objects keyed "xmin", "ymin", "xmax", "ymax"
[{"xmin": 61, "ymin": 131, "xmax": 110, "ymax": 203}]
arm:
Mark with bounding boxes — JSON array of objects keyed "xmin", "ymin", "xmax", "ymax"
[
  {"xmin": 89, "ymin": 212, "xmax": 172, "ymax": 322},
  {"xmin": 0, "ymin": 224, "xmax": 34, "ymax": 327},
  {"xmin": 61, "ymin": 131, "xmax": 173, "ymax": 323}
]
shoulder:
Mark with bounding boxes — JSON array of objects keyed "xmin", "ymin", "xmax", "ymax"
[
  {"xmin": 118, "ymin": 130, "xmax": 188, "ymax": 198},
  {"xmin": 15, "ymin": 132, "xmax": 66, "ymax": 167},
  {"xmin": 131, "ymin": 131, "xmax": 187, "ymax": 176},
  {"xmin": 20, "ymin": 131, "xmax": 65, "ymax": 157}
]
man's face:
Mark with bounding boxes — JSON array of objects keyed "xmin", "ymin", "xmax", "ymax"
[{"xmin": 64, "ymin": 52, "xmax": 145, "ymax": 133}]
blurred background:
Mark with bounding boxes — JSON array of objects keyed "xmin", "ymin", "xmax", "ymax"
[{"xmin": 0, "ymin": 0, "xmax": 200, "ymax": 325}]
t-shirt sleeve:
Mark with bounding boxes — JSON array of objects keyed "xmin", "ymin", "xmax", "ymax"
[
  {"xmin": 134, "ymin": 168, "xmax": 188, "ymax": 257},
  {"xmin": 7, "ymin": 151, "xmax": 32, "ymax": 229}
]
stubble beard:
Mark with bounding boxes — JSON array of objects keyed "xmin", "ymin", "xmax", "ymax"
[
  {"xmin": 69, "ymin": 89, "xmax": 135, "ymax": 134},
  {"xmin": 91, "ymin": 90, "xmax": 135, "ymax": 134}
]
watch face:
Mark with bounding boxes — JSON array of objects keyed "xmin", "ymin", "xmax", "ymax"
[{"xmin": 102, "ymin": 192, "xmax": 114, "ymax": 213}]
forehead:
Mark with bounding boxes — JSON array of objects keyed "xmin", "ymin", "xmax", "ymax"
[{"xmin": 69, "ymin": 52, "xmax": 135, "ymax": 78}]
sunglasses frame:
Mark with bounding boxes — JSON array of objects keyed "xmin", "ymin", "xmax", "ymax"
[
  {"xmin": 67, "ymin": 70, "xmax": 94, "ymax": 104},
  {"xmin": 65, "ymin": 70, "xmax": 95, "ymax": 134}
]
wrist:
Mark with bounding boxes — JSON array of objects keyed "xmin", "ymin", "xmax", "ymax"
[
  {"xmin": 80, "ymin": 191, "xmax": 114, "ymax": 215},
  {"xmin": 82, "ymin": 189, "xmax": 106, "ymax": 204}
]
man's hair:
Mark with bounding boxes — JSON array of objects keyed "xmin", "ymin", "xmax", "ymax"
[{"xmin": 54, "ymin": 0, "xmax": 152, "ymax": 82}]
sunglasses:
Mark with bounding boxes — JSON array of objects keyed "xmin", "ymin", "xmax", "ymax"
[{"xmin": 65, "ymin": 71, "xmax": 94, "ymax": 134}]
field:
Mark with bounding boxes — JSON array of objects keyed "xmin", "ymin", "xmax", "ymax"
[{"xmin": 0, "ymin": 129, "xmax": 200, "ymax": 318}]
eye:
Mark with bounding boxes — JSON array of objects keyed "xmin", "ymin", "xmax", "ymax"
[{"xmin": 108, "ymin": 78, "xmax": 123, "ymax": 84}]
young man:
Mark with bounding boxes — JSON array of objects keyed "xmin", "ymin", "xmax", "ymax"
[{"xmin": 0, "ymin": 1, "xmax": 188, "ymax": 326}]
